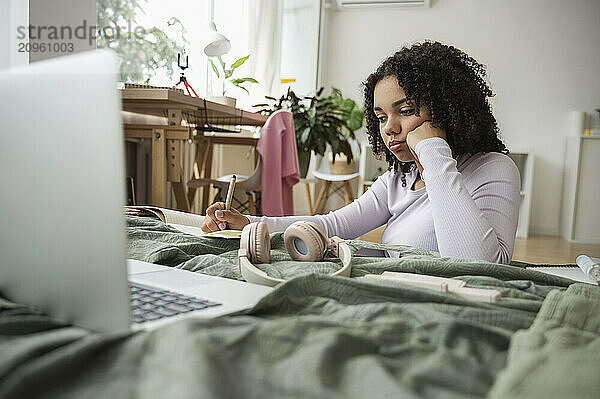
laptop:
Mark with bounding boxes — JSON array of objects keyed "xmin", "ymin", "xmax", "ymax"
[{"xmin": 0, "ymin": 50, "xmax": 272, "ymax": 333}]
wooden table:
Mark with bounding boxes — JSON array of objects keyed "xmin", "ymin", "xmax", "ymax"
[{"xmin": 121, "ymin": 86, "xmax": 267, "ymax": 212}]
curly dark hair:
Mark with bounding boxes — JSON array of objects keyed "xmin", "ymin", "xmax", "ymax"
[{"xmin": 362, "ymin": 41, "xmax": 507, "ymax": 185}]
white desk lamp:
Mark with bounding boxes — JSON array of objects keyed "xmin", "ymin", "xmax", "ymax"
[
  {"xmin": 203, "ymin": 0, "xmax": 231, "ymax": 97},
  {"xmin": 204, "ymin": 0, "xmax": 231, "ymax": 57}
]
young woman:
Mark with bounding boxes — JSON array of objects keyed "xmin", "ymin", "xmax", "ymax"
[{"xmin": 201, "ymin": 41, "xmax": 520, "ymax": 264}]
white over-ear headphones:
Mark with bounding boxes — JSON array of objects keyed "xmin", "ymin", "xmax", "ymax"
[{"xmin": 237, "ymin": 221, "xmax": 352, "ymax": 287}]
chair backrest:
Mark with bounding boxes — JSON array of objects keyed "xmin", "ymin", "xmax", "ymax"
[{"xmin": 235, "ymin": 158, "xmax": 262, "ymax": 191}]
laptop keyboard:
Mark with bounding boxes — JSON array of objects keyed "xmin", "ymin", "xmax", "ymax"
[{"xmin": 129, "ymin": 282, "xmax": 222, "ymax": 324}]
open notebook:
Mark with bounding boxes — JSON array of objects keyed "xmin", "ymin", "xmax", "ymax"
[
  {"xmin": 126, "ymin": 206, "xmax": 242, "ymax": 239},
  {"xmin": 526, "ymin": 259, "xmax": 599, "ymax": 285}
]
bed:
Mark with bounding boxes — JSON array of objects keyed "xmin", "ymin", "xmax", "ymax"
[{"xmin": 1, "ymin": 215, "xmax": 598, "ymax": 398}]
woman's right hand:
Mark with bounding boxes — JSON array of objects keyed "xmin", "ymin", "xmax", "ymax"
[{"xmin": 201, "ymin": 202, "xmax": 250, "ymax": 233}]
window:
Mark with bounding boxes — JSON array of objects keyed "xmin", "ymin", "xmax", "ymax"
[{"xmin": 97, "ymin": 0, "xmax": 252, "ymax": 99}]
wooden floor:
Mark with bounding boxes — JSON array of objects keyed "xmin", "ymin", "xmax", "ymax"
[
  {"xmin": 359, "ymin": 227, "xmax": 600, "ymax": 265},
  {"xmin": 513, "ymin": 236, "xmax": 600, "ymax": 264}
]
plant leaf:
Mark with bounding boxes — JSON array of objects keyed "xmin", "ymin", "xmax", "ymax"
[
  {"xmin": 341, "ymin": 98, "xmax": 354, "ymax": 111},
  {"xmin": 231, "ymin": 54, "xmax": 250, "ymax": 69},
  {"xmin": 347, "ymin": 109, "xmax": 364, "ymax": 131},
  {"xmin": 316, "ymin": 141, "xmax": 325, "ymax": 155},
  {"xmin": 209, "ymin": 59, "xmax": 220, "ymax": 78},
  {"xmin": 300, "ymin": 127, "xmax": 311, "ymax": 144},
  {"xmin": 230, "ymin": 77, "xmax": 259, "ymax": 84}
]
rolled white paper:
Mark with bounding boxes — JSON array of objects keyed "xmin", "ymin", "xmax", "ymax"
[{"xmin": 576, "ymin": 255, "xmax": 600, "ymax": 283}]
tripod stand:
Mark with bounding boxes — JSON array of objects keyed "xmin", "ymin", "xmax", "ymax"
[{"xmin": 174, "ymin": 53, "xmax": 198, "ymax": 97}]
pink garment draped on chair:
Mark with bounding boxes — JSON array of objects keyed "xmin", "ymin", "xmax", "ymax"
[{"xmin": 256, "ymin": 110, "xmax": 300, "ymax": 216}]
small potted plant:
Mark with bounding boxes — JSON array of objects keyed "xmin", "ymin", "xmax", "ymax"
[
  {"xmin": 209, "ymin": 55, "xmax": 258, "ymax": 107},
  {"xmin": 254, "ymin": 87, "xmax": 364, "ymax": 178}
]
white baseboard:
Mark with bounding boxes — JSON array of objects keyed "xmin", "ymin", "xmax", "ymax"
[
  {"xmin": 564, "ymin": 237, "xmax": 600, "ymax": 245},
  {"xmin": 528, "ymin": 226, "xmax": 559, "ymax": 237}
]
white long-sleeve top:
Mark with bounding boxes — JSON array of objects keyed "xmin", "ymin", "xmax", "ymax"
[{"xmin": 248, "ymin": 137, "xmax": 521, "ymax": 264}]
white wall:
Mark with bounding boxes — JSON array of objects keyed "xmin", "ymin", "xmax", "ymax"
[
  {"xmin": 29, "ymin": 0, "xmax": 96, "ymax": 62},
  {"xmin": 1, "ymin": 0, "xmax": 29, "ymax": 69},
  {"xmin": 0, "ymin": 1, "xmax": 10, "ymax": 69},
  {"xmin": 320, "ymin": 0, "xmax": 600, "ymax": 236}
]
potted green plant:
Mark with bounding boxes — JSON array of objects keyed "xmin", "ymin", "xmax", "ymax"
[
  {"xmin": 209, "ymin": 55, "xmax": 258, "ymax": 107},
  {"xmin": 254, "ymin": 87, "xmax": 364, "ymax": 178}
]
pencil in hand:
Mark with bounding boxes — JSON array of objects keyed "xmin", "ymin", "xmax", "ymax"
[{"xmin": 224, "ymin": 174, "xmax": 237, "ymax": 213}]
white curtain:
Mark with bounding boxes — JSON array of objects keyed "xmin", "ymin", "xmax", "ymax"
[{"xmin": 243, "ymin": 0, "xmax": 283, "ymax": 109}]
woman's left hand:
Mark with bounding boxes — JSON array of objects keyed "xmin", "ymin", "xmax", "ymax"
[
  {"xmin": 406, "ymin": 121, "xmax": 447, "ymax": 150},
  {"xmin": 406, "ymin": 121, "xmax": 447, "ymax": 172}
]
